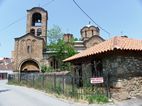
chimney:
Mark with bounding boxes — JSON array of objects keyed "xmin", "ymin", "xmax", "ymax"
[{"xmin": 63, "ymin": 33, "xmax": 74, "ymax": 42}]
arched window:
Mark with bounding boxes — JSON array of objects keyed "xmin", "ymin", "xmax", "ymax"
[
  {"xmin": 27, "ymin": 45, "xmax": 32, "ymax": 54},
  {"xmin": 92, "ymin": 30, "xmax": 94, "ymax": 35},
  {"xmin": 32, "ymin": 13, "xmax": 42, "ymax": 26},
  {"xmin": 85, "ymin": 31, "xmax": 87, "ymax": 37},
  {"xmin": 30, "ymin": 29, "xmax": 35, "ymax": 35},
  {"xmin": 37, "ymin": 28, "xmax": 42, "ymax": 36}
]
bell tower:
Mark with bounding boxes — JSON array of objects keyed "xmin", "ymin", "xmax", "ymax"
[{"xmin": 26, "ymin": 7, "xmax": 48, "ymax": 43}]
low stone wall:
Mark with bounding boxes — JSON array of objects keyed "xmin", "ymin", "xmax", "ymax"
[{"xmin": 110, "ymin": 77, "xmax": 142, "ymax": 100}]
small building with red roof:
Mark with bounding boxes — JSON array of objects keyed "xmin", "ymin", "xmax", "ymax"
[{"xmin": 64, "ymin": 36, "xmax": 142, "ymax": 100}]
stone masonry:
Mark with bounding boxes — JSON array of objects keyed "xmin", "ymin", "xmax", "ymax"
[{"xmin": 103, "ymin": 53, "xmax": 142, "ymax": 100}]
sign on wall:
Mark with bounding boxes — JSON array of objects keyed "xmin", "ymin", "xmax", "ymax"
[{"xmin": 90, "ymin": 77, "xmax": 104, "ymax": 84}]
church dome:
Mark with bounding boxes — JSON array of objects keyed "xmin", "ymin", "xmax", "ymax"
[{"xmin": 80, "ymin": 24, "xmax": 100, "ymax": 41}]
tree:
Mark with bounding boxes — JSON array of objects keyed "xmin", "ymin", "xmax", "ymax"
[
  {"xmin": 48, "ymin": 39, "xmax": 77, "ymax": 70},
  {"xmin": 41, "ymin": 64, "xmax": 53, "ymax": 73},
  {"xmin": 74, "ymin": 37, "xmax": 79, "ymax": 41},
  {"xmin": 41, "ymin": 64, "xmax": 48, "ymax": 73},
  {"xmin": 47, "ymin": 25, "xmax": 64, "ymax": 44},
  {"xmin": 47, "ymin": 25, "xmax": 77, "ymax": 71}
]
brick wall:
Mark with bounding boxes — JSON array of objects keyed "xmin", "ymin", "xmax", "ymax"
[{"xmin": 13, "ymin": 34, "xmax": 44, "ymax": 71}]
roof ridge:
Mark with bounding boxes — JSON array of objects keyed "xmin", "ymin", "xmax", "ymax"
[{"xmin": 15, "ymin": 33, "xmax": 44, "ymax": 40}]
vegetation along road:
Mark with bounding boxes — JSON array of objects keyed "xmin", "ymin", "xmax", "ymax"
[{"xmin": 0, "ymin": 80, "xmax": 142, "ymax": 106}]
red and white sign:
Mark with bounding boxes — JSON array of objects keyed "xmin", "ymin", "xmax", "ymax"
[{"xmin": 90, "ymin": 77, "xmax": 104, "ymax": 84}]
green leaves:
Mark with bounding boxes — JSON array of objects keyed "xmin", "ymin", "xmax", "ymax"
[
  {"xmin": 87, "ymin": 94, "xmax": 108, "ymax": 104},
  {"xmin": 47, "ymin": 25, "xmax": 63, "ymax": 44},
  {"xmin": 48, "ymin": 39, "xmax": 76, "ymax": 70},
  {"xmin": 41, "ymin": 64, "xmax": 53, "ymax": 73},
  {"xmin": 47, "ymin": 25, "xmax": 77, "ymax": 70}
]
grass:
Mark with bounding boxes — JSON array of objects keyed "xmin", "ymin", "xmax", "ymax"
[{"xmin": 87, "ymin": 94, "xmax": 108, "ymax": 104}]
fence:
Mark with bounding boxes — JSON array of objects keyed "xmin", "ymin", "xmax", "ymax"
[{"xmin": 8, "ymin": 72, "xmax": 108, "ymax": 100}]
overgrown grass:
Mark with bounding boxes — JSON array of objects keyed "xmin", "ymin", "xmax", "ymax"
[{"xmin": 87, "ymin": 94, "xmax": 108, "ymax": 104}]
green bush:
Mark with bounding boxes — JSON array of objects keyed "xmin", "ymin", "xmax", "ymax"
[
  {"xmin": 87, "ymin": 94, "xmax": 108, "ymax": 104},
  {"xmin": 41, "ymin": 65, "xmax": 53, "ymax": 73}
]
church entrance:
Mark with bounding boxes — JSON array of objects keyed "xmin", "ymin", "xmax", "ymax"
[{"xmin": 20, "ymin": 60, "xmax": 40, "ymax": 72}]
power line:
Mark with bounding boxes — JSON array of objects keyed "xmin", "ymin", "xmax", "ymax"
[
  {"xmin": 72, "ymin": 0, "xmax": 111, "ymax": 36},
  {"xmin": 0, "ymin": 0, "xmax": 55, "ymax": 33},
  {"xmin": 42, "ymin": 0, "xmax": 55, "ymax": 7},
  {"xmin": 0, "ymin": 16, "xmax": 25, "ymax": 32}
]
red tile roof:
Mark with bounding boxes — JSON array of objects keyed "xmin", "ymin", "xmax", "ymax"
[{"xmin": 63, "ymin": 36, "xmax": 142, "ymax": 62}]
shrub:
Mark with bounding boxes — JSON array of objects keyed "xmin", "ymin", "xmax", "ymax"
[
  {"xmin": 41, "ymin": 65, "xmax": 53, "ymax": 73},
  {"xmin": 87, "ymin": 94, "xmax": 108, "ymax": 104},
  {"xmin": 55, "ymin": 85, "xmax": 62, "ymax": 95}
]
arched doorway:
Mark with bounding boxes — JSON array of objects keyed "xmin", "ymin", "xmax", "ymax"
[{"xmin": 20, "ymin": 60, "xmax": 40, "ymax": 72}]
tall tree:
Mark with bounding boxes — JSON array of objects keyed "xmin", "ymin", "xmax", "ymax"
[
  {"xmin": 47, "ymin": 25, "xmax": 77, "ymax": 70},
  {"xmin": 47, "ymin": 25, "xmax": 63, "ymax": 44}
]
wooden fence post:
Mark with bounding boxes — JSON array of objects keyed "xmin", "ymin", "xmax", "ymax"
[
  {"xmin": 32, "ymin": 73, "xmax": 34, "ymax": 87},
  {"xmin": 72, "ymin": 76, "xmax": 75, "ymax": 97},
  {"xmin": 54, "ymin": 74, "xmax": 56, "ymax": 91},
  {"xmin": 42, "ymin": 73, "xmax": 45, "ymax": 89},
  {"xmin": 62, "ymin": 75, "xmax": 65, "ymax": 94}
]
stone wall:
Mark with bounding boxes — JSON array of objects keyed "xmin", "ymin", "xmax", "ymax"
[
  {"xmin": 84, "ymin": 35, "xmax": 104, "ymax": 48},
  {"xmin": 103, "ymin": 55, "xmax": 142, "ymax": 100}
]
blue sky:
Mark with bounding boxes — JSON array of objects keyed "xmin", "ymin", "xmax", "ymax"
[{"xmin": 0, "ymin": 0, "xmax": 142, "ymax": 57}]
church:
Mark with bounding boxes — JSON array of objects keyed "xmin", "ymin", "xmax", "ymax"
[{"xmin": 12, "ymin": 7, "xmax": 104, "ymax": 73}]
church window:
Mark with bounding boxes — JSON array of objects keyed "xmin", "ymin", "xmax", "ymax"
[
  {"xmin": 37, "ymin": 28, "xmax": 42, "ymax": 36},
  {"xmin": 32, "ymin": 13, "xmax": 42, "ymax": 26},
  {"xmin": 30, "ymin": 29, "xmax": 35, "ymax": 35},
  {"xmin": 85, "ymin": 31, "xmax": 87, "ymax": 37},
  {"xmin": 92, "ymin": 30, "xmax": 94, "ymax": 35},
  {"xmin": 27, "ymin": 45, "xmax": 32, "ymax": 54}
]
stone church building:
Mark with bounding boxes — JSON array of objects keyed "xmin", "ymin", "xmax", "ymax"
[{"xmin": 12, "ymin": 7, "xmax": 104, "ymax": 72}]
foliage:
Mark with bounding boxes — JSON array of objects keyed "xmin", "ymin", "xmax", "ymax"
[
  {"xmin": 48, "ymin": 39, "xmax": 77, "ymax": 70},
  {"xmin": 87, "ymin": 94, "xmax": 108, "ymax": 104},
  {"xmin": 47, "ymin": 25, "xmax": 64, "ymax": 44},
  {"xmin": 47, "ymin": 25, "xmax": 77, "ymax": 70},
  {"xmin": 41, "ymin": 64, "xmax": 53, "ymax": 73},
  {"xmin": 74, "ymin": 37, "xmax": 79, "ymax": 41}
]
